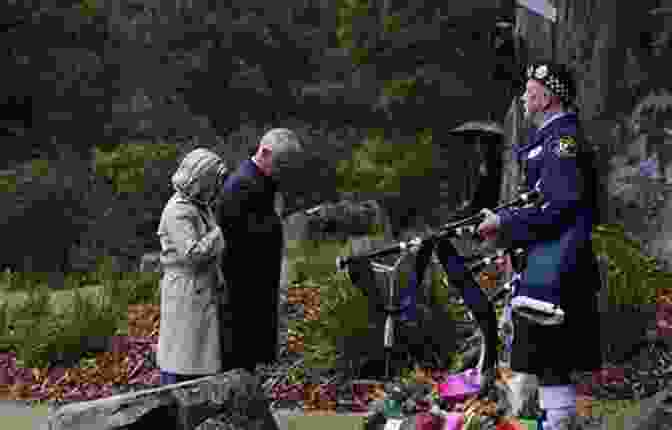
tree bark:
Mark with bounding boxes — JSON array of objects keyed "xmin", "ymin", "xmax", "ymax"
[{"xmin": 499, "ymin": 97, "xmax": 524, "ymax": 205}]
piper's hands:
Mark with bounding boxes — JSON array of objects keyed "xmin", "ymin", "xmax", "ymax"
[
  {"xmin": 494, "ymin": 253, "xmax": 512, "ymax": 276},
  {"xmin": 403, "ymin": 236, "xmax": 425, "ymax": 254},
  {"xmin": 477, "ymin": 208, "xmax": 500, "ymax": 242}
]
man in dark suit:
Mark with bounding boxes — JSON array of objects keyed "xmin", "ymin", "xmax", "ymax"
[{"xmin": 217, "ymin": 128, "xmax": 303, "ymax": 372}]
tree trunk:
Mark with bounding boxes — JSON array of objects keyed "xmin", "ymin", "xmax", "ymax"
[
  {"xmin": 553, "ymin": 0, "xmax": 650, "ymax": 122},
  {"xmin": 499, "ymin": 97, "xmax": 524, "ymax": 205}
]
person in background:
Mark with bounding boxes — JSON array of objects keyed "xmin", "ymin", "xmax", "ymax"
[
  {"xmin": 217, "ymin": 128, "xmax": 303, "ymax": 372},
  {"xmin": 477, "ymin": 62, "xmax": 602, "ymax": 430},
  {"xmin": 156, "ymin": 148, "xmax": 229, "ymax": 385}
]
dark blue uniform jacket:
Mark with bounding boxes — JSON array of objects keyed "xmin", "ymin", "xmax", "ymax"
[
  {"xmin": 497, "ymin": 112, "xmax": 600, "ymax": 299},
  {"xmin": 496, "ymin": 112, "xmax": 603, "ymax": 376}
]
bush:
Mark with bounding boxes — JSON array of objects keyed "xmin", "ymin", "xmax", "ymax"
[
  {"xmin": 92, "ymin": 255, "xmax": 124, "ymax": 284},
  {"xmin": 289, "ymin": 234, "xmax": 473, "ymax": 376},
  {"xmin": 0, "ymin": 159, "xmax": 88, "ymax": 276},
  {"xmin": 68, "ymin": 287, "xmax": 120, "ymax": 339},
  {"xmin": 0, "ymin": 300, "xmax": 10, "ymax": 339},
  {"xmin": 0, "ymin": 269, "xmax": 50, "ymax": 293},
  {"xmin": 93, "ymin": 142, "xmax": 179, "ymax": 194},
  {"xmin": 8, "ymin": 287, "xmax": 122, "ymax": 369},
  {"xmin": 101, "ymin": 272, "xmax": 160, "ymax": 308},
  {"xmin": 65, "ymin": 271, "xmax": 100, "ymax": 289},
  {"xmin": 7, "ymin": 282, "xmax": 61, "ymax": 368},
  {"xmin": 127, "ymin": 271, "xmax": 161, "ymax": 305},
  {"xmin": 11, "ymin": 317, "xmax": 56, "ymax": 369},
  {"xmin": 287, "ymin": 238, "xmax": 369, "ymax": 371},
  {"xmin": 96, "ymin": 252, "xmax": 159, "ymax": 299},
  {"xmin": 336, "ymin": 129, "xmax": 439, "ymax": 196},
  {"xmin": 294, "ymin": 270, "xmax": 371, "ymax": 372},
  {"xmin": 593, "ymin": 223, "xmax": 671, "ymax": 306},
  {"xmin": 9, "ymin": 281, "xmax": 53, "ymax": 321},
  {"xmin": 293, "ymin": 238, "xmax": 350, "ymax": 282},
  {"xmin": 0, "ymin": 267, "xmax": 131, "ymax": 368}
]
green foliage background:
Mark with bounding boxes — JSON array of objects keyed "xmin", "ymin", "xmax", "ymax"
[
  {"xmin": 336, "ymin": 0, "xmax": 373, "ymax": 65},
  {"xmin": 336, "ymin": 127, "xmax": 436, "ymax": 196},
  {"xmin": 592, "ymin": 223, "xmax": 665, "ymax": 306},
  {"xmin": 0, "ymin": 255, "xmax": 161, "ymax": 369},
  {"xmin": 94, "ymin": 142, "xmax": 180, "ymax": 194}
]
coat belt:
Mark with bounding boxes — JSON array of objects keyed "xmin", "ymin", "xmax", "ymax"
[{"xmin": 162, "ymin": 263, "xmax": 219, "ymax": 279}]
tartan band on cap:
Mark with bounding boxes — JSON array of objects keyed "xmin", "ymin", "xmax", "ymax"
[{"xmin": 526, "ymin": 62, "xmax": 576, "ymax": 105}]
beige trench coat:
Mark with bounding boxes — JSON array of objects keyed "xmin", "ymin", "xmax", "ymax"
[{"xmin": 156, "ymin": 193, "xmax": 227, "ymax": 375}]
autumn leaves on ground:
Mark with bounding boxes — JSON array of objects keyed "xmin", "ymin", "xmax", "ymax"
[
  {"xmin": 0, "ymin": 304, "xmax": 161, "ymax": 404},
  {"xmin": 0, "ymin": 286, "xmax": 313, "ymax": 407},
  {"xmin": 0, "ymin": 281, "xmax": 670, "ymax": 418}
]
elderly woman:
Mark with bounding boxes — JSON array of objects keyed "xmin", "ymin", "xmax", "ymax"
[{"xmin": 156, "ymin": 147, "xmax": 229, "ymax": 385}]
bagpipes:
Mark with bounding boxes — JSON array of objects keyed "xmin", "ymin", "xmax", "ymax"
[
  {"xmin": 330, "ymin": 190, "xmax": 543, "ymax": 381},
  {"xmin": 335, "ymin": 186, "xmax": 565, "ymax": 334},
  {"xmin": 464, "ymin": 247, "xmax": 526, "ymax": 279},
  {"xmin": 335, "ymin": 189, "xmax": 543, "ymax": 270}
]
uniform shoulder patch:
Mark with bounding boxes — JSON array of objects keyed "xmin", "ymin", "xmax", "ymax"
[{"xmin": 554, "ymin": 135, "xmax": 578, "ymax": 157}]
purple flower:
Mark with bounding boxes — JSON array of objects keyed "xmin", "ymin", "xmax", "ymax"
[{"xmin": 639, "ymin": 157, "xmax": 659, "ymax": 178}]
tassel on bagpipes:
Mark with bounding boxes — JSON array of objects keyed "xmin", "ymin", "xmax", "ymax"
[
  {"xmin": 334, "ymin": 189, "xmax": 545, "ymax": 386},
  {"xmin": 341, "ymin": 236, "xmax": 525, "ymax": 397},
  {"xmin": 400, "ymin": 236, "xmax": 500, "ymax": 399}
]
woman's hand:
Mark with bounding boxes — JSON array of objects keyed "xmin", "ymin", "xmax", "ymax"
[{"xmin": 211, "ymin": 225, "xmax": 226, "ymax": 255}]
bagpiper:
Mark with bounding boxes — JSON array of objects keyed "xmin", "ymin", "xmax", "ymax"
[{"xmin": 477, "ymin": 61, "xmax": 602, "ymax": 430}]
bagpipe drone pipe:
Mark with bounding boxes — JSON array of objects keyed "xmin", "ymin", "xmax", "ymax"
[
  {"xmin": 338, "ymin": 187, "xmax": 568, "ymax": 328},
  {"xmin": 335, "ymin": 189, "xmax": 543, "ymax": 269}
]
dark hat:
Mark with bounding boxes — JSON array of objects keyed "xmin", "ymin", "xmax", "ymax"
[{"xmin": 526, "ymin": 62, "xmax": 576, "ymax": 105}]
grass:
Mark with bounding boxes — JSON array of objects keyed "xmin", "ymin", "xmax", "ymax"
[
  {"xmin": 0, "ymin": 401, "xmax": 51, "ymax": 430},
  {"xmin": 0, "ymin": 284, "xmax": 106, "ymax": 317},
  {"xmin": 587, "ymin": 397, "xmax": 641, "ymax": 417}
]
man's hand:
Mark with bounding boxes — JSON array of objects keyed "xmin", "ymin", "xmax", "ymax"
[
  {"xmin": 494, "ymin": 253, "xmax": 513, "ymax": 276},
  {"xmin": 477, "ymin": 208, "xmax": 500, "ymax": 241}
]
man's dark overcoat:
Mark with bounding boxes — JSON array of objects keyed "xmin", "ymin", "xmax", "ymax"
[{"xmin": 218, "ymin": 158, "xmax": 283, "ymax": 371}]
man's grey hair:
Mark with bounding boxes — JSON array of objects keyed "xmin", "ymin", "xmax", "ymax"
[{"xmin": 259, "ymin": 128, "xmax": 303, "ymax": 163}]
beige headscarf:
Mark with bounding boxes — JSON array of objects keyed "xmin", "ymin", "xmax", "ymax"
[{"xmin": 171, "ymin": 148, "xmax": 227, "ymax": 205}]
